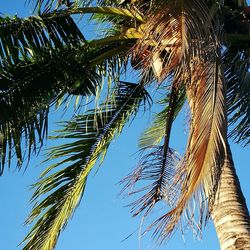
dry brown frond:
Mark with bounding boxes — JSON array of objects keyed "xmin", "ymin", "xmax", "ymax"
[
  {"xmin": 131, "ymin": 0, "xmax": 212, "ymax": 82},
  {"xmin": 151, "ymin": 53, "xmax": 228, "ymax": 242},
  {"xmin": 123, "ymin": 0, "xmax": 229, "ymax": 243}
]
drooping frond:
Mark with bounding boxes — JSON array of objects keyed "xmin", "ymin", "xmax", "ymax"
[
  {"xmin": 151, "ymin": 54, "xmax": 228, "ymax": 242},
  {"xmin": 224, "ymin": 47, "xmax": 250, "ymax": 145},
  {"xmin": 0, "ymin": 46, "xmax": 96, "ymax": 173},
  {"xmin": 22, "ymin": 81, "xmax": 150, "ymax": 250},
  {"xmin": 0, "ymin": 22, "xmax": 135, "ymax": 174},
  {"xmin": 121, "ymin": 0, "xmax": 230, "ymax": 242},
  {"xmin": 139, "ymin": 85, "xmax": 185, "ymax": 148},
  {"xmin": 121, "ymin": 146, "xmax": 181, "ymax": 216},
  {"xmin": 122, "ymin": 83, "xmax": 182, "ymax": 219}
]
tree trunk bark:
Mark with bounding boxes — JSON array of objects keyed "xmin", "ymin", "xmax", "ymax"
[{"xmin": 211, "ymin": 145, "xmax": 250, "ymax": 250}]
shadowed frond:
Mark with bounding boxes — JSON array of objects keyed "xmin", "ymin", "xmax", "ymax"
[
  {"xmin": 22, "ymin": 81, "xmax": 150, "ymax": 250},
  {"xmin": 0, "ymin": 28, "xmax": 134, "ymax": 174},
  {"xmin": 224, "ymin": 0, "xmax": 248, "ymax": 9},
  {"xmin": 121, "ymin": 146, "xmax": 181, "ymax": 216},
  {"xmin": 0, "ymin": 13, "xmax": 84, "ymax": 174},
  {"xmin": 0, "ymin": 6, "xmax": 142, "ymax": 65},
  {"xmin": 0, "ymin": 13, "xmax": 85, "ymax": 65},
  {"xmin": 224, "ymin": 47, "xmax": 250, "ymax": 145},
  {"xmin": 0, "ymin": 48, "xmax": 93, "ymax": 174},
  {"xmin": 28, "ymin": 0, "xmax": 122, "ymax": 13}
]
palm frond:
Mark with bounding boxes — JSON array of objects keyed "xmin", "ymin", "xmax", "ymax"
[
  {"xmin": 46, "ymin": 7, "xmax": 144, "ymax": 22},
  {"xmin": 123, "ymin": 28, "xmax": 228, "ymax": 246},
  {"xmin": 28, "ymin": 0, "xmax": 122, "ymax": 13},
  {"xmin": 120, "ymin": 1, "xmax": 229, "ymax": 242},
  {"xmin": 131, "ymin": 0, "xmax": 212, "ymax": 81},
  {"xmin": 0, "ymin": 4, "xmax": 146, "ymax": 174},
  {"xmin": 151, "ymin": 54, "xmax": 228, "ymax": 242},
  {"xmin": 0, "ymin": 46, "xmax": 93, "ymax": 174},
  {"xmin": 22, "ymin": 81, "xmax": 150, "ymax": 250},
  {"xmin": 224, "ymin": 0, "xmax": 248, "ymax": 8},
  {"xmin": 121, "ymin": 146, "xmax": 181, "ymax": 216},
  {"xmin": 0, "ymin": 13, "xmax": 84, "ymax": 174},
  {"xmin": 28, "ymin": 0, "xmax": 88, "ymax": 13},
  {"xmin": 224, "ymin": 47, "xmax": 250, "ymax": 145},
  {"xmin": 121, "ymin": 83, "xmax": 182, "ymax": 218},
  {"xmin": 0, "ymin": 29, "xmax": 134, "ymax": 174},
  {"xmin": 0, "ymin": 14, "xmax": 85, "ymax": 65},
  {"xmin": 139, "ymin": 85, "xmax": 185, "ymax": 148}
]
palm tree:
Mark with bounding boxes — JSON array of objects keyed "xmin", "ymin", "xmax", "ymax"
[{"xmin": 0, "ymin": 0, "xmax": 249, "ymax": 249}]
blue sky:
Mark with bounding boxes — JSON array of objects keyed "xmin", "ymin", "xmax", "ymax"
[{"xmin": 0, "ymin": 1, "xmax": 249, "ymax": 250}]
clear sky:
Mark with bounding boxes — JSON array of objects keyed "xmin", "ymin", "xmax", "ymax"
[{"xmin": 0, "ymin": 1, "xmax": 249, "ymax": 250}]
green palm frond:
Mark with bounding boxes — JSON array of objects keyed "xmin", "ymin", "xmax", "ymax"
[
  {"xmin": 121, "ymin": 83, "xmax": 184, "ymax": 237},
  {"xmin": 28, "ymin": 0, "xmax": 122, "ymax": 13},
  {"xmin": 0, "ymin": 2, "xmax": 142, "ymax": 174},
  {"xmin": 47, "ymin": 7, "xmax": 144, "ymax": 22},
  {"xmin": 224, "ymin": 47, "xmax": 250, "ymax": 145},
  {"xmin": 22, "ymin": 81, "xmax": 150, "ymax": 250},
  {"xmin": 0, "ymin": 46, "xmax": 94, "ymax": 174},
  {"xmin": 0, "ymin": 31, "xmax": 134, "ymax": 174},
  {"xmin": 139, "ymin": 85, "xmax": 185, "ymax": 148},
  {"xmin": 0, "ymin": 6, "xmax": 141, "ymax": 65},
  {"xmin": 0, "ymin": 14, "xmax": 85, "ymax": 64},
  {"xmin": 0, "ymin": 13, "xmax": 84, "ymax": 174}
]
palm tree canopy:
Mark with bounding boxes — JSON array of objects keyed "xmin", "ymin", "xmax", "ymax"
[{"xmin": 0, "ymin": 0, "xmax": 249, "ymax": 249}]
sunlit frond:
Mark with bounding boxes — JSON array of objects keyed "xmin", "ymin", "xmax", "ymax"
[
  {"xmin": 121, "ymin": 0, "xmax": 230, "ymax": 242},
  {"xmin": 22, "ymin": 81, "xmax": 150, "ymax": 250},
  {"xmin": 122, "ymin": 83, "xmax": 183, "ymax": 224},
  {"xmin": 132, "ymin": 0, "xmax": 211, "ymax": 81},
  {"xmin": 139, "ymin": 85, "xmax": 185, "ymax": 148},
  {"xmin": 150, "ymin": 55, "xmax": 227, "ymax": 242}
]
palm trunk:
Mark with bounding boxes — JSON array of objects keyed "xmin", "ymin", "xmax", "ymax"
[{"xmin": 211, "ymin": 145, "xmax": 250, "ymax": 250}]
